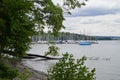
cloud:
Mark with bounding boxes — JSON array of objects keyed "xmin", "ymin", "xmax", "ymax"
[
  {"xmin": 52, "ymin": 0, "xmax": 120, "ymax": 36},
  {"xmin": 114, "ymin": 19, "xmax": 120, "ymax": 24},
  {"xmin": 69, "ymin": 8, "xmax": 120, "ymax": 17},
  {"xmin": 63, "ymin": 14, "xmax": 120, "ymax": 36},
  {"xmin": 80, "ymin": 19, "xmax": 102, "ymax": 24},
  {"xmin": 65, "ymin": 0, "xmax": 120, "ymax": 17}
]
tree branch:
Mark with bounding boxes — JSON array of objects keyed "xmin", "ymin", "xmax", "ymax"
[
  {"xmin": 2, "ymin": 50, "xmax": 61, "ymax": 60},
  {"xmin": 23, "ymin": 54, "xmax": 62, "ymax": 60}
]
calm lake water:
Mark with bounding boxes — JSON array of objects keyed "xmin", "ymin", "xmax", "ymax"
[{"xmin": 25, "ymin": 40, "xmax": 120, "ymax": 80}]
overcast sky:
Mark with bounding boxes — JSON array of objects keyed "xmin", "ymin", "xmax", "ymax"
[{"xmin": 60, "ymin": 0, "xmax": 120, "ymax": 36}]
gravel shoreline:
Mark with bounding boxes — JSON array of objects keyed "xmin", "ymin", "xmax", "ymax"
[{"xmin": 16, "ymin": 63, "xmax": 47, "ymax": 80}]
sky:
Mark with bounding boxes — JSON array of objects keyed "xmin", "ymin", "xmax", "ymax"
[{"xmin": 56, "ymin": 0, "xmax": 120, "ymax": 36}]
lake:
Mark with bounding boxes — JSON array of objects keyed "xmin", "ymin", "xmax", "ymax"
[{"xmin": 24, "ymin": 40, "xmax": 120, "ymax": 80}]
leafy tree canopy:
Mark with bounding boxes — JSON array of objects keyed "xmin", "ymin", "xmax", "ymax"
[{"xmin": 0, "ymin": 0, "xmax": 87, "ymax": 57}]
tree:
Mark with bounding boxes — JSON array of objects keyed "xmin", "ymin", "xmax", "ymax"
[
  {"xmin": 45, "ymin": 44, "xmax": 59, "ymax": 57},
  {"xmin": 0, "ymin": 0, "xmax": 35, "ymax": 57},
  {"xmin": 0, "ymin": 0, "xmax": 87, "ymax": 58},
  {"xmin": 48, "ymin": 53, "xmax": 96, "ymax": 80}
]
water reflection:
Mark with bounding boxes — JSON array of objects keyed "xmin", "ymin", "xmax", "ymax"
[{"xmin": 87, "ymin": 57, "xmax": 111, "ymax": 61}]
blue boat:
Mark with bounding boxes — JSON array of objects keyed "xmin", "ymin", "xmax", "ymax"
[{"xmin": 79, "ymin": 41, "xmax": 92, "ymax": 45}]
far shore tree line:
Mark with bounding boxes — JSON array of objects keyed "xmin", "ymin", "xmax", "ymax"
[{"xmin": 32, "ymin": 32, "xmax": 119, "ymax": 42}]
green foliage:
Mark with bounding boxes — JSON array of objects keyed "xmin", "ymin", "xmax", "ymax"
[
  {"xmin": 16, "ymin": 68, "xmax": 31, "ymax": 80},
  {"xmin": 0, "ymin": 0, "xmax": 87, "ymax": 57},
  {"xmin": 0, "ymin": 56, "xmax": 31, "ymax": 80},
  {"xmin": 0, "ymin": 62, "xmax": 19, "ymax": 80},
  {"xmin": 45, "ymin": 44, "xmax": 59, "ymax": 57},
  {"xmin": 8, "ymin": 57, "xmax": 20, "ymax": 67},
  {"xmin": 0, "ymin": 0, "xmax": 34, "ymax": 57},
  {"xmin": 48, "ymin": 53, "xmax": 96, "ymax": 80},
  {"xmin": 63, "ymin": 0, "xmax": 87, "ymax": 10}
]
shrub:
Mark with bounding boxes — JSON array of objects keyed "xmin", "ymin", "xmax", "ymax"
[
  {"xmin": 0, "ymin": 62, "xmax": 18, "ymax": 80},
  {"xmin": 48, "ymin": 53, "xmax": 96, "ymax": 80}
]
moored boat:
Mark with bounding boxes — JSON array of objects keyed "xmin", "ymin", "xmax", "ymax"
[{"xmin": 79, "ymin": 41, "xmax": 92, "ymax": 45}]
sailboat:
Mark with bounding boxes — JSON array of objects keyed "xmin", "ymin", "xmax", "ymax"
[
  {"xmin": 79, "ymin": 40, "xmax": 92, "ymax": 45},
  {"xmin": 79, "ymin": 30, "xmax": 92, "ymax": 45}
]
